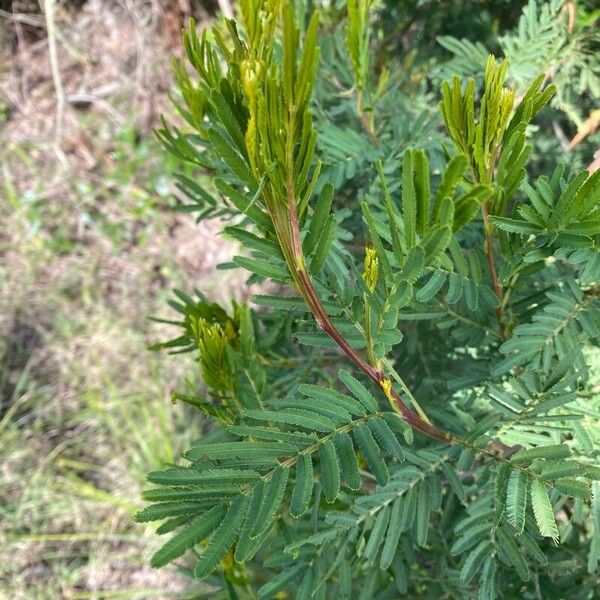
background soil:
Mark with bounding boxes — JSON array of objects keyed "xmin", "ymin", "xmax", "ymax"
[{"xmin": 0, "ymin": 1, "xmax": 240, "ymax": 597}]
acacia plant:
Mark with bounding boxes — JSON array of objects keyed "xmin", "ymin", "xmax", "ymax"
[{"xmin": 138, "ymin": 1, "xmax": 600, "ymax": 597}]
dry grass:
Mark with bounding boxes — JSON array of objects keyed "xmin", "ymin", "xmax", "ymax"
[{"xmin": 0, "ymin": 1, "xmax": 243, "ymax": 597}]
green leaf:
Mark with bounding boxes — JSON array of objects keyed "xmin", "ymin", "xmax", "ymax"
[
  {"xmin": 299, "ymin": 384, "xmax": 367, "ymax": 417},
  {"xmin": 451, "ymin": 523, "xmax": 490, "ymax": 556},
  {"xmin": 235, "ymin": 481, "xmax": 267, "ymax": 562},
  {"xmin": 414, "ymin": 149, "xmax": 431, "ymax": 234},
  {"xmin": 338, "ymin": 370, "xmax": 379, "ymax": 412},
  {"xmin": 142, "ymin": 488, "xmax": 232, "ymax": 503},
  {"xmin": 304, "ymin": 183, "xmax": 334, "ymax": 255},
  {"xmin": 252, "ymin": 294, "xmax": 310, "ymax": 312},
  {"xmin": 496, "ymin": 527, "xmax": 529, "ymax": 581},
  {"xmin": 295, "ymin": 11, "xmax": 320, "ymax": 104},
  {"xmin": 381, "ymin": 413, "xmax": 414, "ymax": 444},
  {"xmin": 206, "ymin": 127, "xmax": 256, "ymax": 186},
  {"xmin": 239, "ymin": 304, "xmax": 255, "ymax": 360},
  {"xmin": 364, "ymin": 505, "xmax": 391, "ymax": 561},
  {"xmin": 550, "ymin": 171, "xmax": 590, "ymax": 227},
  {"xmin": 354, "ymin": 423, "xmax": 389, "ymax": 485},
  {"xmin": 453, "ymin": 185, "xmax": 492, "ymax": 230},
  {"xmin": 521, "ymin": 530, "xmax": 548, "ymax": 566},
  {"xmin": 147, "ymin": 467, "xmax": 260, "ymax": 488},
  {"xmin": 416, "ymin": 479, "xmax": 431, "ymax": 546},
  {"xmin": 433, "ymin": 154, "xmax": 468, "ymax": 220},
  {"xmin": 422, "ymin": 226, "xmax": 452, "ymax": 266},
  {"xmin": 290, "ymin": 453, "xmax": 314, "ymax": 517},
  {"xmin": 294, "ymin": 329, "xmax": 366, "ymax": 349},
  {"xmin": 244, "ymin": 409, "xmax": 336, "ymax": 433},
  {"xmin": 554, "ymin": 478, "xmax": 590, "ymax": 500},
  {"xmin": 402, "ymin": 150, "xmax": 417, "ymax": 248},
  {"xmin": 506, "ymin": 470, "xmax": 528, "ymax": 534},
  {"xmin": 309, "ymin": 214, "xmax": 337, "ymax": 275},
  {"xmin": 540, "ymin": 460, "xmax": 582, "ymax": 481},
  {"xmin": 272, "ymin": 397, "xmax": 351, "ymax": 424},
  {"xmin": 233, "ymin": 255, "xmax": 291, "ymax": 282},
  {"xmin": 588, "ymin": 483, "xmax": 600, "ymax": 573},
  {"xmin": 185, "ymin": 441, "xmax": 297, "ymax": 461},
  {"xmin": 398, "ymin": 246, "xmax": 425, "ymax": 283},
  {"xmin": 399, "ymin": 487, "xmax": 417, "ymax": 534},
  {"xmin": 210, "ymin": 90, "xmax": 247, "ymax": 155},
  {"xmin": 490, "ymin": 217, "xmax": 541, "ymax": 235},
  {"xmin": 171, "ymin": 392, "xmax": 233, "ymax": 423},
  {"xmin": 150, "ymin": 505, "xmax": 226, "ymax": 569},
  {"xmin": 368, "ymin": 417, "xmax": 404, "ymax": 459},
  {"xmin": 446, "ymin": 272, "xmax": 463, "ymax": 304},
  {"xmin": 156, "ymin": 515, "xmax": 195, "ymax": 536},
  {"xmin": 564, "ymin": 169, "xmax": 600, "ymax": 222},
  {"xmin": 460, "ymin": 540, "xmax": 493, "ymax": 584},
  {"xmin": 258, "ymin": 563, "xmax": 305, "ymax": 599},
  {"xmin": 530, "ymin": 479, "xmax": 559, "ymax": 542},
  {"xmin": 215, "ymin": 179, "xmax": 272, "ymax": 230},
  {"xmin": 251, "ymin": 466, "xmax": 290, "ymax": 538},
  {"xmin": 334, "ymin": 431, "xmax": 362, "ymax": 490},
  {"xmin": 380, "ymin": 497, "xmax": 404, "ymax": 569},
  {"xmin": 435, "ymin": 196, "xmax": 454, "ymax": 229},
  {"xmin": 296, "ymin": 567, "xmax": 315, "ymax": 600},
  {"xmin": 225, "ymin": 227, "xmax": 283, "ymax": 260},
  {"xmin": 319, "ymin": 439, "xmax": 341, "ymax": 502},
  {"xmin": 378, "ymin": 160, "xmax": 405, "ymax": 265},
  {"xmin": 477, "ymin": 556, "xmax": 497, "ymax": 600},
  {"xmin": 227, "ymin": 426, "xmax": 313, "ymax": 446},
  {"xmin": 442, "ymin": 463, "xmax": 466, "ymax": 502},
  {"xmin": 193, "ymin": 496, "xmax": 249, "ymax": 578},
  {"xmin": 416, "ymin": 271, "xmax": 447, "ymax": 302},
  {"xmin": 135, "ymin": 502, "xmax": 210, "ymax": 523},
  {"xmin": 511, "ymin": 444, "xmax": 571, "ymax": 464}
]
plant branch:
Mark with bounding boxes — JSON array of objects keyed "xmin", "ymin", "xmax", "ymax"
[
  {"xmin": 285, "ymin": 199, "xmax": 451, "ymax": 443},
  {"xmin": 481, "ymin": 202, "xmax": 508, "ymax": 340}
]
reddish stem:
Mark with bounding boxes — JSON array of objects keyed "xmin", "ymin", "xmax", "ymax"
[
  {"xmin": 287, "ymin": 201, "xmax": 451, "ymax": 443},
  {"xmin": 481, "ymin": 203, "xmax": 507, "ymax": 340}
]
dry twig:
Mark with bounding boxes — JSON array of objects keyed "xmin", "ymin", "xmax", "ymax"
[{"xmin": 40, "ymin": 0, "xmax": 66, "ymax": 163}]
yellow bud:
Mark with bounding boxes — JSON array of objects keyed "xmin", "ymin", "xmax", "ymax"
[
  {"xmin": 380, "ymin": 378, "xmax": 393, "ymax": 399},
  {"xmin": 363, "ymin": 246, "xmax": 379, "ymax": 293},
  {"xmin": 191, "ymin": 318, "xmax": 234, "ymax": 392}
]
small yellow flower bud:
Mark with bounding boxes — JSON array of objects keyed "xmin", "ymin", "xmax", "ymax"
[
  {"xmin": 363, "ymin": 246, "xmax": 379, "ymax": 293},
  {"xmin": 380, "ymin": 378, "xmax": 393, "ymax": 400}
]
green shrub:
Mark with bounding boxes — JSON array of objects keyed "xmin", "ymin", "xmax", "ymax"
[{"xmin": 139, "ymin": 1, "xmax": 600, "ymax": 597}]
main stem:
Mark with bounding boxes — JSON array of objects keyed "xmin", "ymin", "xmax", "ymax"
[
  {"xmin": 285, "ymin": 199, "xmax": 451, "ymax": 443},
  {"xmin": 356, "ymin": 89, "xmax": 378, "ymax": 146},
  {"xmin": 481, "ymin": 202, "xmax": 507, "ymax": 340}
]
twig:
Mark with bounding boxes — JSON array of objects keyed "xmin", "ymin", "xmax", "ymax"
[
  {"xmin": 0, "ymin": 9, "xmax": 45, "ymax": 27},
  {"xmin": 569, "ymin": 109, "xmax": 600, "ymax": 151},
  {"xmin": 40, "ymin": 0, "xmax": 66, "ymax": 163},
  {"xmin": 588, "ymin": 149, "xmax": 600, "ymax": 174},
  {"xmin": 11, "ymin": 5, "xmax": 30, "ymax": 102},
  {"xmin": 65, "ymin": 94, "xmax": 125, "ymax": 124},
  {"xmin": 552, "ymin": 120, "xmax": 571, "ymax": 153}
]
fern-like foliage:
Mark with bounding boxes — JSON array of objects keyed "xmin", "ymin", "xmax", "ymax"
[
  {"xmin": 140, "ymin": 1, "xmax": 600, "ymax": 597},
  {"xmin": 436, "ymin": 0, "xmax": 600, "ymax": 128}
]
